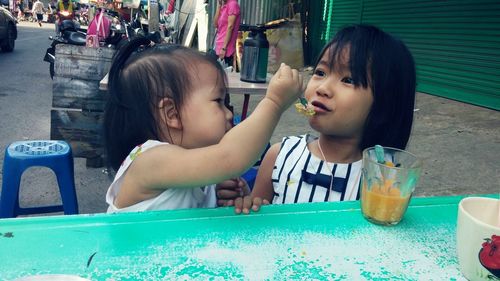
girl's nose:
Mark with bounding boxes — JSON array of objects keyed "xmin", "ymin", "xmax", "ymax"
[{"xmin": 315, "ymin": 79, "xmax": 333, "ymax": 98}]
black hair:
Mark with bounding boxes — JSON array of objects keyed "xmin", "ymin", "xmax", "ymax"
[
  {"xmin": 104, "ymin": 37, "xmax": 227, "ymax": 171},
  {"xmin": 315, "ymin": 24, "xmax": 416, "ymax": 150}
]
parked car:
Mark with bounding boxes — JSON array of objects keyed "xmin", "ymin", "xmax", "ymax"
[{"xmin": 0, "ymin": 6, "xmax": 17, "ymax": 52}]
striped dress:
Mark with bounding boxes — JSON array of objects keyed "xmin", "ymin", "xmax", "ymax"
[{"xmin": 272, "ymin": 134, "xmax": 362, "ymax": 204}]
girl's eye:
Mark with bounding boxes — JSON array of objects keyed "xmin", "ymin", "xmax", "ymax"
[
  {"xmin": 341, "ymin": 77, "xmax": 354, "ymax": 84},
  {"xmin": 313, "ymin": 69, "xmax": 326, "ymax": 77},
  {"xmin": 214, "ymin": 98, "xmax": 224, "ymax": 104}
]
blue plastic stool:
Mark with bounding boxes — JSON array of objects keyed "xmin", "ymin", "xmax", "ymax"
[{"xmin": 0, "ymin": 140, "xmax": 79, "ymax": 218}]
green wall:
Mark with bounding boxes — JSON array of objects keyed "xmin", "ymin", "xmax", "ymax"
[{"xmin": 306, "ymin": 0, "xmax": 500, "ymax": 110}]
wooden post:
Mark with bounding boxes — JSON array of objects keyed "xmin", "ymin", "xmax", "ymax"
[
  {"xmin": 181, "ymin": 0, "xmax": 208, "ymax": 49},
  {"xmin": 195, "ymin": 0, "xmax": 208, "ymax": 51},
  {"xmin": 88, "ymin": 5, "xmax": 95, "ymax": 22},
  {"xmin": 148, "ymin": 0, "xmax": 159, "ymax": 32},
  {"xmin": 179, "ymin": 0, "xmax": 195, "ymax": 46}
]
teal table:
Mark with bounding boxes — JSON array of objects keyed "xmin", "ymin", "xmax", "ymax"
[{"xmin": 0, "ymin": 196, "xmax": 482, "ymax": 280}]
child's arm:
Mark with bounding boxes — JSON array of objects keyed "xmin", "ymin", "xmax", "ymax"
[
  {"xmin": 115, "ymin": 64, "xmax": 302, "ymax": 208},
  {"xmin": 234, "ymin": 143, "xmax": 280, "ymax": 214}
]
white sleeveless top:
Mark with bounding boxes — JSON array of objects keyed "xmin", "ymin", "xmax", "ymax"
[
  {"xmin": 106, "ymin": 140, "xmax": 217, "ymax": 213},
  {"xmin": 272, "ymin": 134, "xmax": 362, "ymax": 204}
]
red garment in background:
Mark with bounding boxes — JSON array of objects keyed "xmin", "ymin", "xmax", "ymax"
[
  {"xmin": 215, "ymin": 0, "xmax": 240, "ymax": 58},
  {"xmin": 166, "ymin": 0, "xmax": 175, "ymax": 14},
  {"xmin": 86, "ymin": 11, "xmax": 111, "ymax": 42}
]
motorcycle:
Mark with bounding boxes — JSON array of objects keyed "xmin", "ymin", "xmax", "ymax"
[
  {"xmin": 43, "ymin": 12, "xmax": 162, "ymax": 79},
  {"xmin": 106, "ymin": 12, "xmax": 162, "ymax": 48},
  {"xmin": 75, "ymin": 6, "xmax": 89, "ymax": 26},
  {"xmin": 43, "ymin": 19, "xmax": 86, "ymax": 79}
]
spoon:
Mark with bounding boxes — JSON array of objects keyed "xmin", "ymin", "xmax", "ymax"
[
  {"xmin": 374, "ymin": 145, "xmax": 386, "ymax": 164},
  {"xmin": 299, "ymin": 97, "xmax": 308, "ymax": 107}
]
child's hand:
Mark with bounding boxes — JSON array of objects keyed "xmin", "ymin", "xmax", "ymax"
[
  {"xmin": 266, "ymin": 63, "xmax": 303, "ymax": 113},
  {"xmin": 234, "ymin": 195, "xmax": 270, "ymax": 214},
  {"xmin": 215, "ymin": 177, "xmax": 249, "ymax": 207}
]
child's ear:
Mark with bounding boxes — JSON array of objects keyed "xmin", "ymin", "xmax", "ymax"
[{"xmin": 158, "ymin": 98, "xmax": 182, "ymax": 129}]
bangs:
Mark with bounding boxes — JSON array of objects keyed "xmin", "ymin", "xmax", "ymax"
[{"xmin": 317, "ymin": 26, "xmax": 373, "ymax": 88}]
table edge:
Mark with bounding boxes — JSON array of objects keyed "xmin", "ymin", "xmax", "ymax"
[{"xmin": 0, "ymin": 194, "xmax": 496, "ymax": 229}]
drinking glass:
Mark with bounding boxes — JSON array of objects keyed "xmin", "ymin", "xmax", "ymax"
[{"xmin": 360, "ymin": 146, "xmax": 422, "ymax": 225}]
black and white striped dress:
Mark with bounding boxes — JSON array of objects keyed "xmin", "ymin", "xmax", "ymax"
[{"xmin": 272, "ymin": 134, "xmax": 362, "ymax": 204}]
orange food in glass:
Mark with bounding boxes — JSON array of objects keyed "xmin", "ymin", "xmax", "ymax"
[{"xmin": 361, "ymin": 179, "xmax": 411, "ymax": 225}]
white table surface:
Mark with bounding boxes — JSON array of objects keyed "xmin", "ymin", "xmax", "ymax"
[{"xmin": 100, "ymin": 71, "xmax": 269, "ymax": 95}]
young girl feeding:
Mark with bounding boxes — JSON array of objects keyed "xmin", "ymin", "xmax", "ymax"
[{"xmin": 103, "ymin": 37, "xmax": 302, "ymax": 213}]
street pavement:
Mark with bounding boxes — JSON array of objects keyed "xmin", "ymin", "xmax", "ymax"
[
  {"xmin": 0, "ymin": 21, "xmax": 499, "ymax": 217},
  {"xmin": 0, "ymin": 21, "xmax": 111, "ymax": 215}
]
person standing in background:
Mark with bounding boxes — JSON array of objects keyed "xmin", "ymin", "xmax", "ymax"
[
  {"xmin": 32, "ymin": 0, "xmax": 45, "ymax": 26},
  {"xmin": 17, "ymin": 0, "xmax": 24, "ymax": 20},
  {"xmin": 213, "ymin": 0, "xmax": 240, "ymax": 68},
  {"xmin": 55, "ymin": 0, "xmax": 74, "ymax": 34}
]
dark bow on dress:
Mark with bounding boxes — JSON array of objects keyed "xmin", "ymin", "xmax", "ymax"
[{"xmin": 301, "ymin": 170, "xmax": 346, "ymax": 193}]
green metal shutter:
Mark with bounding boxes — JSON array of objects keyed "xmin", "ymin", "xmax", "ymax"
[
  {"xmin": 328, "ymin": 0, "xmax": 362, "ymax": 36},
  {"xmin": 305, "ymin": 0, "xmax": 329, "ymax": 64},
  {"xmin": 305, "ymin": 0, "xmax": 362, "ymax": 64},
  {"xmin": 308, "ymin": 0, "xmax": 500, "ymax": 110},
  {"xmin": 360, "ymin": 0, "xmax": 500, "ymax": 110}
]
